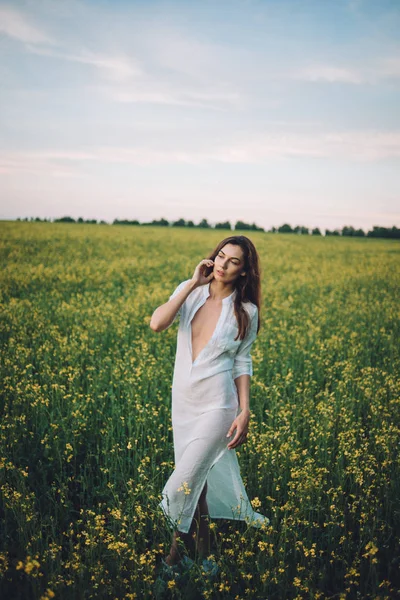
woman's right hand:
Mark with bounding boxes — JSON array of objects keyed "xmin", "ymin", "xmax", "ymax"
[{"xmin": 191, "ymin": 259, "xmax": 215, "ymax": 288}]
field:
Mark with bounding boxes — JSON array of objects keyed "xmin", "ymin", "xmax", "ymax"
[{"xmin": 0, "ymin": 221, "xmax": 399, "ymax": 599}]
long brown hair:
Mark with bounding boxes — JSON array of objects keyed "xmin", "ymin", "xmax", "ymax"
[{"xmin": 203, "ymin": 235, "xmax": 261, "ymax": 341}]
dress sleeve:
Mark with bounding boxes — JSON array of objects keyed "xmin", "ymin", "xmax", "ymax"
[
  {"xmin": 232, "ymin": 305, "xmax": 258, "ymax": 380},
  {"xmin": 168, "ymin": 279, "xmax": 190, "ymax": 323}
]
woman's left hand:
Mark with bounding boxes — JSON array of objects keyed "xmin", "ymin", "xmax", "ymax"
[{"xmin": 226, "ymin": 410, "xmax": 250, "ymax": 449}]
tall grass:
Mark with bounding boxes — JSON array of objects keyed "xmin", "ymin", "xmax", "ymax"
[{"xmin": 0, "ymin": 221, "xmax": 399, "ymax": 599}]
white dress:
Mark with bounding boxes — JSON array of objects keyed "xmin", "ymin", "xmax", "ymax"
[{"xmin": 159, "ymin": 279, "xmax": 270, "ymax": 534}]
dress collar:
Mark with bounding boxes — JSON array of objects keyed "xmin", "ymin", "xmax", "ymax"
[{"xmin": 203, "ymin": 281, "xmax": 237, "ymax": 304}]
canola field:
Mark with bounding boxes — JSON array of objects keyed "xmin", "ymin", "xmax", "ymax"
[{"xmin": 0, "ymin": 221, "xmax": 399, "ymax": 600}]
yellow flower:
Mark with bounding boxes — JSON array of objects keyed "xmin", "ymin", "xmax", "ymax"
[{"xmin": 177, "ymin": 481, "xmax": 191, "ymax": 495}]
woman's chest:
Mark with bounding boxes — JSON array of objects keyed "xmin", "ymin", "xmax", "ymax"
[
  {"xmin": 184, "ymin": 295, "xmax": 243, "ymax": 357},
  {"xmin": 190, "ymin": 298, "xmax": 223, "ymax": 344}
]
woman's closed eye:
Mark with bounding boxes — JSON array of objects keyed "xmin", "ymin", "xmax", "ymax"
[{"xmin": 218, "ymin": 252, "xmax": 240, "ymax": 265}]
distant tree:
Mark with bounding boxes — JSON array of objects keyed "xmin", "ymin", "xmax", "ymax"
[
  {"xmin": 367, "ymin": 225, "xmax": 400, "ymax": 239},
  {"xmin": 113, "ymin": 219, "xmax": 140, "ymax": 225},
  {"xmin": 342, "ymin": 225, "xmax": 356, "ymax": 236},
  {"xmin": 367, "ymin": 226, "xmax": 380, "ymax": 238},
  {"xmin": 54, "ymin": 216, "xmax": 76, "ymax": 223},
  {"xmin": 197, "ymin": 219, "xmax": 211, "ymax": 228},
  {"xmin": 17, "ymin": 215, "xmax": 399, "ymax": 239},
  {"xmin": 172, "ymin": 218, "xmax": 186, "ymax": 227},
  {"xmin": 215, "ymin": 221, "xmax": 231, "ymax": 230},
  {"xmin": 234, "ymin": 220, "xmax": 251, "ymax": 230},
  {"xmin": 142, "ymin": 218, "xmax": 169, "ymax": 226},
  {"xmin": 250, "ymin": 222, "xmax": 265, "ymax": 231},
  {"xmin": 278, "ymin": 223, "xmax": 293, "ymax": 233},
  {"xmin": 343, "ymin": 225, "xmax": 367, "ymax": 237},
  {"xmin": 294, "ymin": 225, "xmax": 309, "ymax": 234},
  {"xmin": 148, "ymin": 217, "xmax": 169, "ymax": 226}
]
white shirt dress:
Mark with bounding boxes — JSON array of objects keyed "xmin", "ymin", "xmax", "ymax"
[{"xmin": 159, "ymin": 279, "xmax": 270, "ymax": 534}]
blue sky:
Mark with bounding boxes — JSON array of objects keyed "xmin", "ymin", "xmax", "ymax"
[{"xmin": 0, "ymin": 0, "xmax": 399, "ymax": 231}]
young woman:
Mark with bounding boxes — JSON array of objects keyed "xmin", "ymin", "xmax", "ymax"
[{"xmin": 150, "ymin": 235, "xmax": 269, "ymax": 567}]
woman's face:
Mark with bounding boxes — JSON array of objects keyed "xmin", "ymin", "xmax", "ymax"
[{"xmin": 213, "ymin": 243, "xmax": 245, "ymax": 283}]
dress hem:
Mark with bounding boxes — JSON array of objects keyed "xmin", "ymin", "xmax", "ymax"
[{"xmin": 159, "ymin": 498, "xmax": 270, "ymax": 534}]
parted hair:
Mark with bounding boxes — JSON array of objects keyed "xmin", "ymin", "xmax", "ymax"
[{"xmin": 204, "ymin": 235, "xmax": 261, "ymax": 341}]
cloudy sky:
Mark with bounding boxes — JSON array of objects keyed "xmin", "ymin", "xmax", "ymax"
[{"xmin": 1, "ymin": 0, "xmax": 399, "ymax": 232}]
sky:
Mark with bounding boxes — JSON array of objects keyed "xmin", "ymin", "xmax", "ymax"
[{"xmin": 0, "ymin": 0, "xmax": 399, "ymax": 232}]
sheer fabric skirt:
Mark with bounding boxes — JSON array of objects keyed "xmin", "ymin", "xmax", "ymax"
[{"xmin": 159, "ymin": 368, "xmax": 268, "ymax": 534}]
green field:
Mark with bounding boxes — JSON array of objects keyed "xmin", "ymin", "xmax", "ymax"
[{"xmin": 1, "ymin": 221, "xmax": 399, "ymax": 599}]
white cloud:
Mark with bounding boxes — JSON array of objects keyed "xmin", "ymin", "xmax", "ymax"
[
  {"xmin": 0, "ymin": 5, "xmax": 245, "ymax": 107},
  {"xmin": 98, "ymin": 82, "xmax": 241, "ymax": 110},
  {"xmin": 1, "ymin": 130, "xmax": 399, "ymax": 178},
  {"xmin": 206, "ymin": 131, "xmax": 400, "ymax": 162},
  {"xmin": 0, "ymin": 5, "xmax": 54, "ymax": 44},
  {"xmin": 26, "ymin": 45, "xmax": 143, "ymax": 82},
  {"xmin": 0, "ymin": 4, "xmax": 142, "ymax": 84},
  {"xmin": 294, "ymin": 65, "xmax": 364, "ymax": 84},
  {"xmin": 292, "ymin": 55, "xmax": 400, "ymax": 85},
  {"xmin": 17, "ymin": 24, "xmax": 239, "ymax": 107}
]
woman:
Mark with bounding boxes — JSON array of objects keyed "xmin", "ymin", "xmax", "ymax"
[{"xmin": 150, "ymin": 235, "xmax": 269, "ymax": 567}]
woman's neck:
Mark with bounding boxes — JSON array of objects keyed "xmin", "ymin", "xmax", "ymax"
[{"xmin": 209, "ymin": 279, "xmax": 235, "ymax": 301}]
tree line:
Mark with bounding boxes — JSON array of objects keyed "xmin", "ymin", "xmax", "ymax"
[{"xmin": 14, "ymin": 216, "xmax": 400, "ymax": 239}]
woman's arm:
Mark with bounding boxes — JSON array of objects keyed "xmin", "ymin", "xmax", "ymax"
[
  {"xmin": 232, "ymin": 305, "xmax": 258, "ymax": 382},
  {"xmin": 226, "ymin": 379, "xmax": 250, "ymax": 449},
  {"xmin": 226, "ymin": 306, "xmax": 258, "ymax": 449},
  {"xmin": 149, "ymin": 279, "xmax": 197, "ymax": 332},
  {"xmin": 149, "ymin": 258, "xmax": 215, "ymax": 333},
  {"xmin": 234, "ymin": 374, "xmax": 251, "ymax": 415}
]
